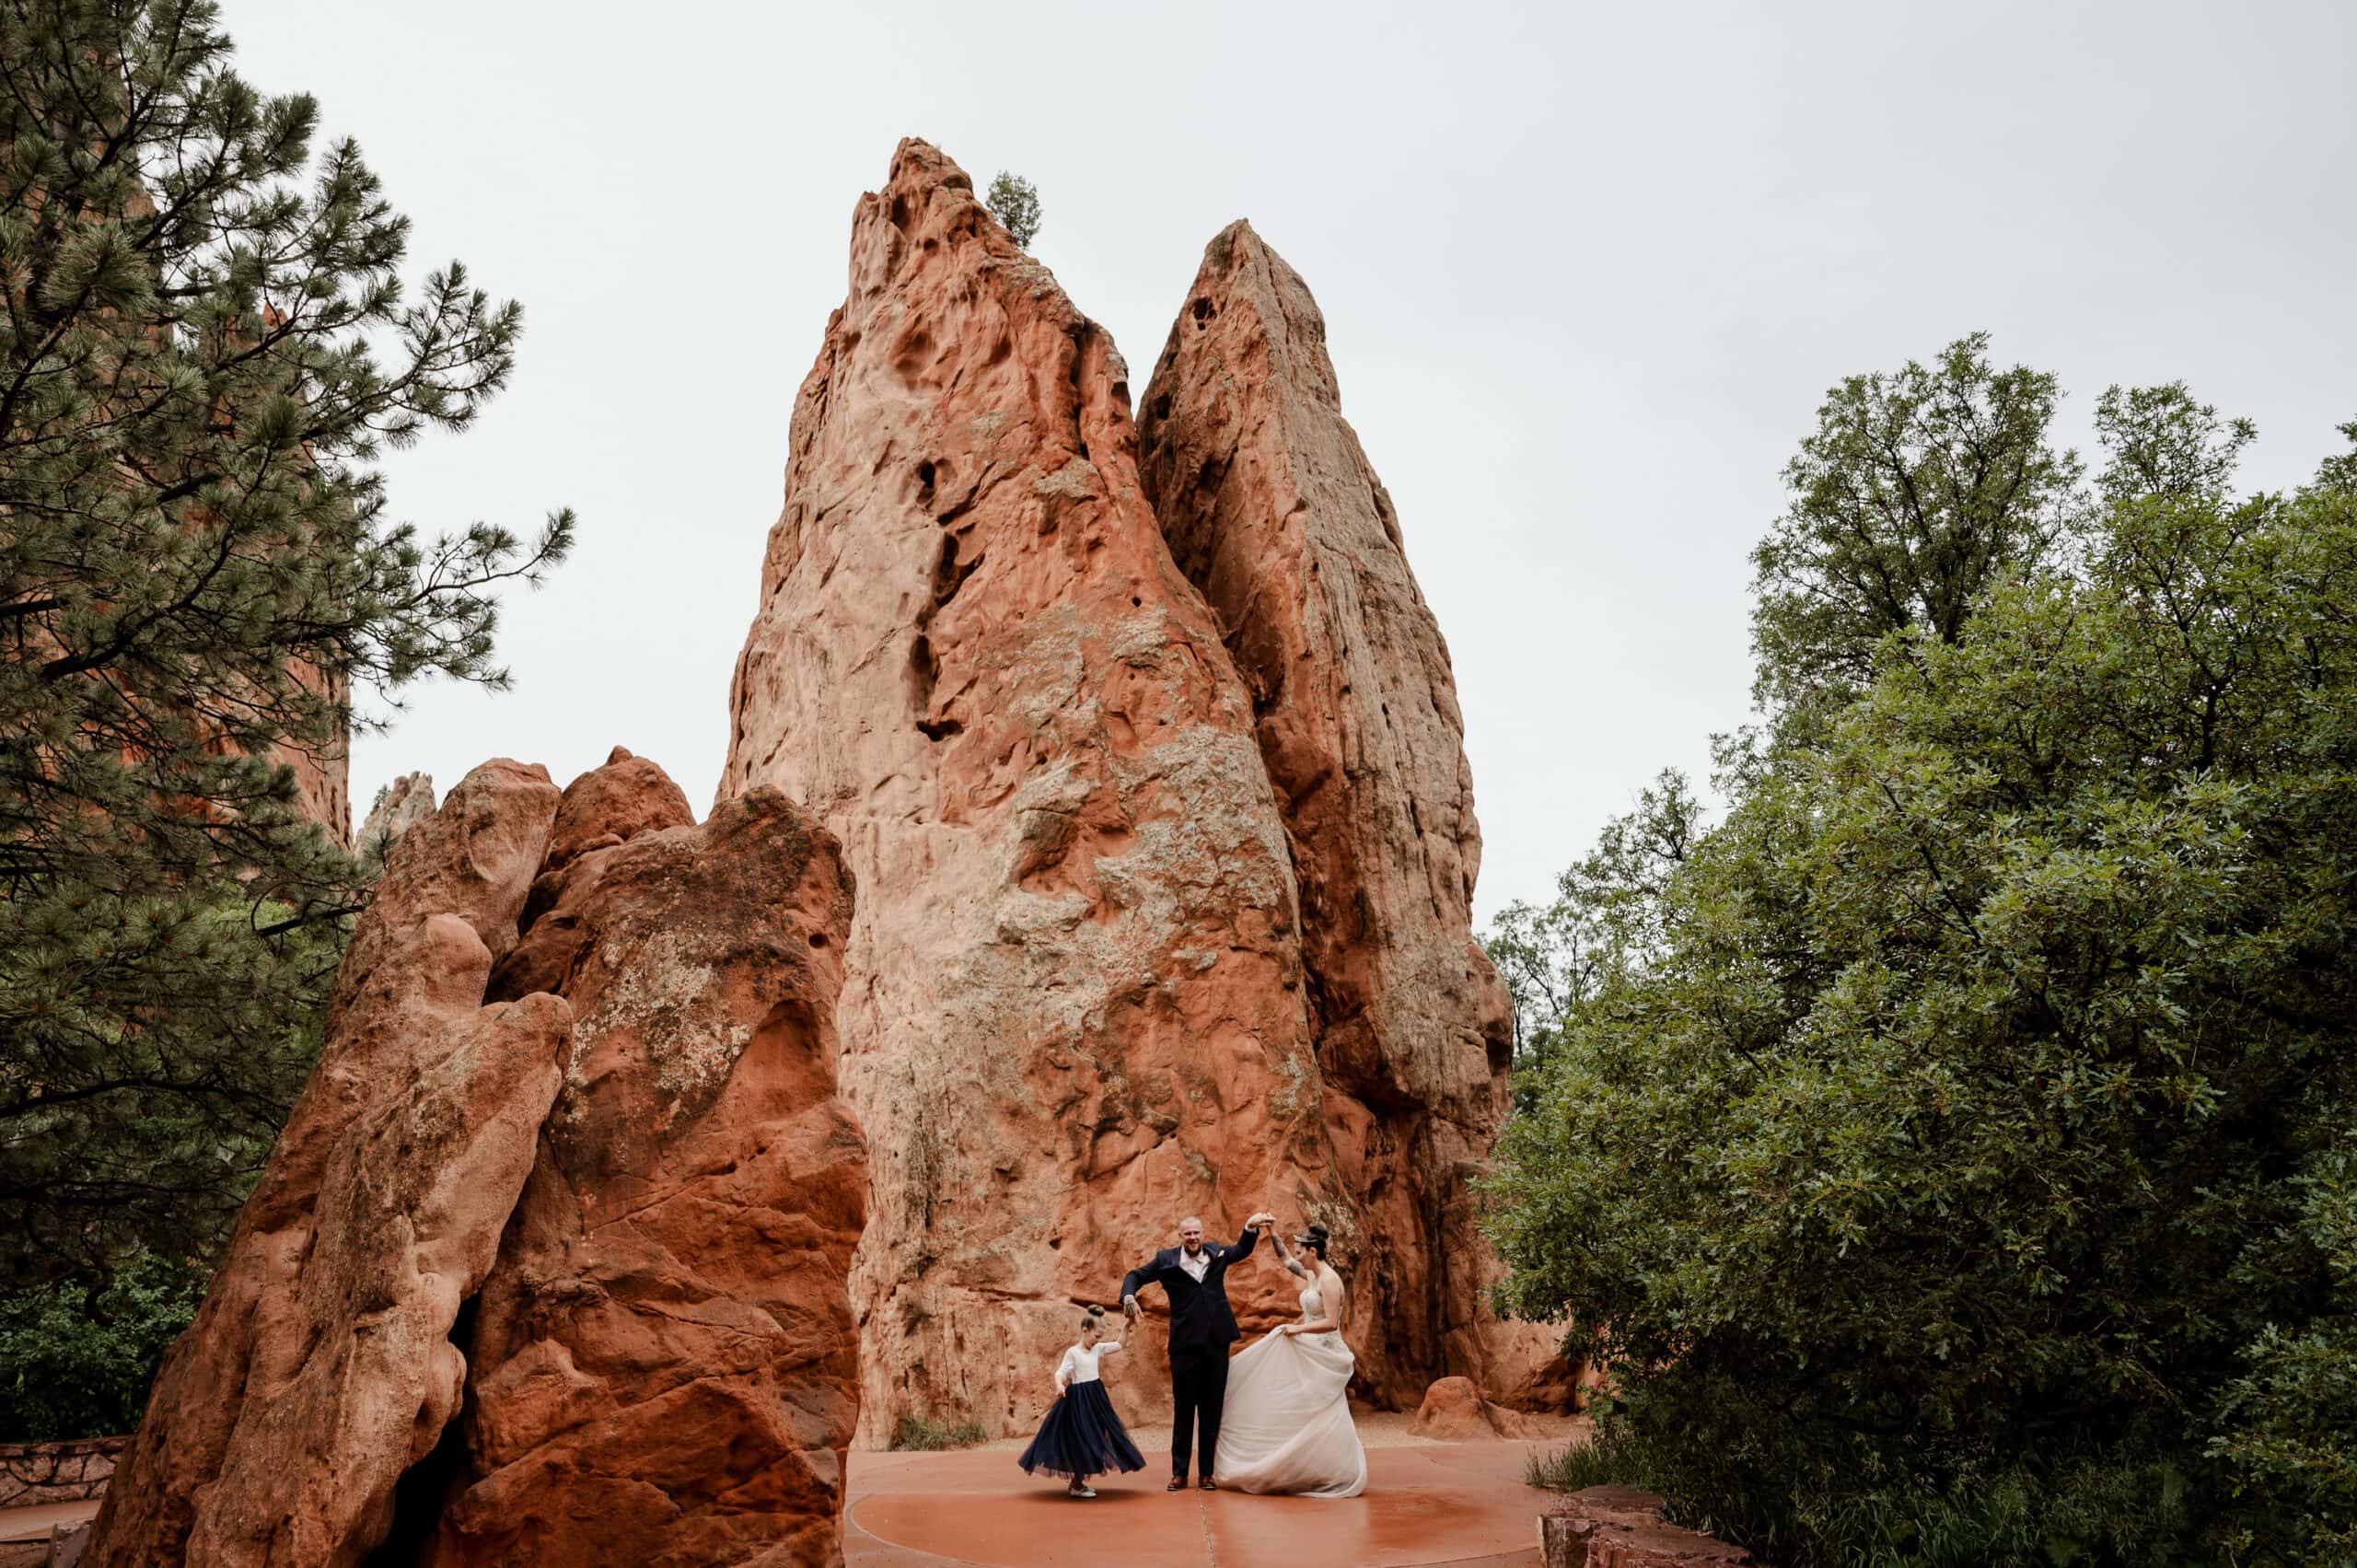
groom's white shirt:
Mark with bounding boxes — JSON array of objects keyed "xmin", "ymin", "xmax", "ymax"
[{"xmin": 1178, "ymin": 1247, "xmax": 1211, "ymax": 1283}]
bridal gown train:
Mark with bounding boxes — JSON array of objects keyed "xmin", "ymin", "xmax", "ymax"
[{"xmin": 1213, "ymin": 1287, "xmax": 1368, "ymax": 1497}]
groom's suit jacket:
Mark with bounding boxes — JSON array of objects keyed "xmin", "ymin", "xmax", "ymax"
[{"xmin": 1120, "ymin": 1229, "xmax": 1259, "ymax": 1353}]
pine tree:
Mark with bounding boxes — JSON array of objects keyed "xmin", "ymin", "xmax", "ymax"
[{"xmin": 0, "ymin": 0, "xmax": 570, "ymax": 1290}]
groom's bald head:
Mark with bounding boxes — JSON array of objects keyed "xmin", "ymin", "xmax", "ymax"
[{"xmin": 1178, "ymin": 1216, "xmax": 1204, "ymax": 1252}]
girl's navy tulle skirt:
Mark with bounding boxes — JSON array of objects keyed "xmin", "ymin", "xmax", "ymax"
[{"xmin": 1017, "ymin": 1380, "xmax": 1145, "ymax": 1481}]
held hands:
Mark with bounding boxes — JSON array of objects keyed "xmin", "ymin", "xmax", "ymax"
[
  {"xmin": 1244, "ymin": 1211, "xmax": 1277, "ymax": 1230},
  {"xmin": 1121, "ymin": 1294, "xmax": 1139, "ymax": 1323}
]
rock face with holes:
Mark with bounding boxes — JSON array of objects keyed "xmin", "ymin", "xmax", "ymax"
[
  {"xmin": 87, "ymin": 752, "xmax": 869, "ymax": 1568},
  {"xmin": 1136, "ymin": 221, "xmax": 1562, "ymax": 1405},
  {"xmin": 85, "ymin": 761, "xmax": 574, "ymax": 1568},
  {"xmin": 721, "ymin": 139, "xmax": 1347, "ymax": 1441},
  {"xmin": 424, "ymin": 754, "xmax": 866, "ymax": 1568}
]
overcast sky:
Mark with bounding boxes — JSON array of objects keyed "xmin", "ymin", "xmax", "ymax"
[{"xmin": 225, "ymin": 0, "xmax": 2356, "ymax": 926}]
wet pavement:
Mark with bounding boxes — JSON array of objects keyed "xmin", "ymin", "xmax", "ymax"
[
  {"xmin": 845, "ymin": 1440, "xmax": 1552, "ymax": 1567},
  {"xmin": 0, "ymin": 1434, "xmax": 1560, "ymax": 1565},
  {"xmin": 0, "ymin": 1499, "xmax": 98, "ymax": 1545}
]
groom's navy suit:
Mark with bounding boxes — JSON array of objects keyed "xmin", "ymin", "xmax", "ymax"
[{"xmin": 1120, "ymin": 1227, "xmax": 1259, "ymax": 1481}]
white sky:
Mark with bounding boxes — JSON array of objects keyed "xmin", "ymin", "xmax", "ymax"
[{"xmin": 224, "ymin": 0, "xmax": 2357, "ymax": 927}]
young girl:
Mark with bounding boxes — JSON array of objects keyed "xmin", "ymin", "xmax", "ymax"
[{"xmin": 1017, "ymin": 1305, "xmax": 1146, "ymax": 1498}]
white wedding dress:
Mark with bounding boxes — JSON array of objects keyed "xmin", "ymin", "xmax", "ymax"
[{"xmin": 1212, "ymin": 1285, "xmax": 1368, "ymax": 1497}]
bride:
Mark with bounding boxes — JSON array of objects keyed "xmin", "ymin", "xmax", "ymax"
[{"xmin": 1212, "ymin": 1222, "xmax": 1368, "ymax": 1498}]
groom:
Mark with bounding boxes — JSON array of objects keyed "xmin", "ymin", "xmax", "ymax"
[{"xmin": 1120, "ymin": 1211, "xmax": 1274, "ymax": 1491}]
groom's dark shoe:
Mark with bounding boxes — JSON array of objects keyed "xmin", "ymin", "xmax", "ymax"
[
  {"xmin": 1199, "ymin": 1477, "xmax": 1218, "ymax": 1491},
  {"xmin": 1167, "ymin": 1476, "xmax": 1189, "ymax": 1493}
]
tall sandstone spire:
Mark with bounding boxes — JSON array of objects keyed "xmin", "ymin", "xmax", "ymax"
[
  {"xmin": 1137, "ymin": 221, "xmax": 1535, "ymax": 1396},
  {"xmin": 720, "ymin": 142, "xmax": 1353, "ymax": 1438}
]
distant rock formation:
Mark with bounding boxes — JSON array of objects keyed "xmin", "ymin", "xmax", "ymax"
[
  {"xmin": 357, "ymin": 770, "xmax": 436, "ymax": 865},
  {"xmin": 1137, "ymin": 220, "xmax": 1555, "ymax": 1404},
  {"xmin": 87, "ymin": 753, "xmax": 867, "ymax": 1568},
  {"xmin": 722, "ymin": 140, "xmax": 1343, "ymax": 1440},
  {"xmin": 274, "ymin": 670, "xmax": 352, "ymax": 848}
]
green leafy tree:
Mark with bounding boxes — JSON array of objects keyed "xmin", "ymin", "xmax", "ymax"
[
  {"xmin": 984, "ymin": 170, "xmax": 1042, "ymax": 249},
  {"xmin": 1749, "ymin": 333, "xmax": 2084, "ymax": 729},
  {"xmin": 1482, "ymin": 768, "xmax": 1698, "ymax": 1107},
  {"xmin": 0, "ymin": 1252, "xmax": 205, "ymax": 1440},
  {"xmin": 0, "ymin": 0, "xmax": 570, "ymax": 1312},
  {"xmin": 1492, "ymin": 369, "xmax": 2357, "ymax": 1564}
]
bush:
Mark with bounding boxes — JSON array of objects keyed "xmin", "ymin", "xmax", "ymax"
[
  {"xmin": 0, "ymin": 1254, "xmax": 205, "ymax": 1441},
  {"xmin": 888, "ymin": 1411, "xmax": 989, "ymax": 1452},
  {"xmin": 1487, "ymin": 380, "xmax": 2357, "ymax": 1564},
  {"xmin": 1530, "ymin": 1381, "xmax": 2200, "ymax": 1567},
  {"xmin": 984, "ymin": 171, "xmax": 1042, "ymax": 249}
]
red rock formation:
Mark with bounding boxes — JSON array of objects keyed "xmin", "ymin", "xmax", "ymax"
[
  {"xmin": 1138, "ymin": 221, "xmax": 1556, "ymax": 1404},
  {"xmin": 89, "ymin": 753, "xmax": 869, "ymax": 1568},
  {"xmin": 540, "ymin": 744, "xmax": 694, "ymax": 872},
  {"xmin": 273, "ymin": 656, "xmax": 351, "ymax": 847},
  {"xmin": 358, "ymin": 770, "xmax": 437, "ymax": 863},
  {"xmin": 721, "ymin": 140, "xmax": 1343, "ymax": 1440},
  {"xmin": 1408, "ymin": 1376, "xmax": 1540, "ymax": 1441},
  {"xmin": 281, "ymin": 728, "xmax": 350, "ymax": 846},
  {"xmin": 330, "ymin": 760, "xmax": 563, "ymax": 1018},
  {"xmin": 85, "ymin": 761, "xmax": 572, "ymax": 1568},
  {"xmin": 424, "ymin": 757, "xmax": 865, "ymax": 1568}
]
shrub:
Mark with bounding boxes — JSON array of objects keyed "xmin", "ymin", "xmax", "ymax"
[
  {"xmin": 984, "ymin": 171, "xmax": 1042, "ymax": 249},
  {"xmin": 0, "ymin": 1254, "xmax": 205, "ymax": 1441},
  {"xmin": 888, "ymin": 1411, "xmax": 989, "ymax": 1451},
  {"xmin": 1488, "ymin": 377, "xmax": 2357, "ymax": 1563}
]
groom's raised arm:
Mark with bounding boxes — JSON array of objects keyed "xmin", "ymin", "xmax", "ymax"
[
  {"xmin": 1229, "ymin": 1221, "xmax": 1260, "ymax": 1259},
  {"xmin": 1119, "ymin": 1256, "xmax": 1160, "ymax": 1304}
]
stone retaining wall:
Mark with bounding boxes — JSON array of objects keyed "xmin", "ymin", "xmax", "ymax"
[
  {"xmin": 0, "ymin": 1438, "xmax": 124, "ymax": 1510},
  {"xmin": 1541, "ymin": 1484, "xmax": 1763, "ymax": 1567}
]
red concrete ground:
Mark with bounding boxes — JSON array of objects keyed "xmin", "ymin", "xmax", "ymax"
[
  {"xmin": 0, "ymin": 1498, "xmax": 97, "ymax": 1544},
  {"xmin": 845, "ymin": 1440, "xmax": 1554, "ymax": 1567},
  {"xmin": 0, "ymin": 1435, "xmax": 1565, "ymax": 1566}
]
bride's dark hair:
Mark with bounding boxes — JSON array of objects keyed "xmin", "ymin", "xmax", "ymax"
[{"xmin": 1295, "ymin": 1224, "xmax": 1331, "ymax": 1260}]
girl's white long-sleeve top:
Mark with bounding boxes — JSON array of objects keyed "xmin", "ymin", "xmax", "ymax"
[{"xmin": 1054, "ymin": 1341, "xmax": 1120, "ymax": 1393}]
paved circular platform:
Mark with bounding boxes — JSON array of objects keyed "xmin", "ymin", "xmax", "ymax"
[{"xmin": 844, "ymin": 1440, "xmax": 1552, "ymax": 1567}]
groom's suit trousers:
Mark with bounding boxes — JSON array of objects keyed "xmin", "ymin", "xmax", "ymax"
[{"xmin": 1168, "ymin": 1344, "xmax": 1228, "ymax": 1480}]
